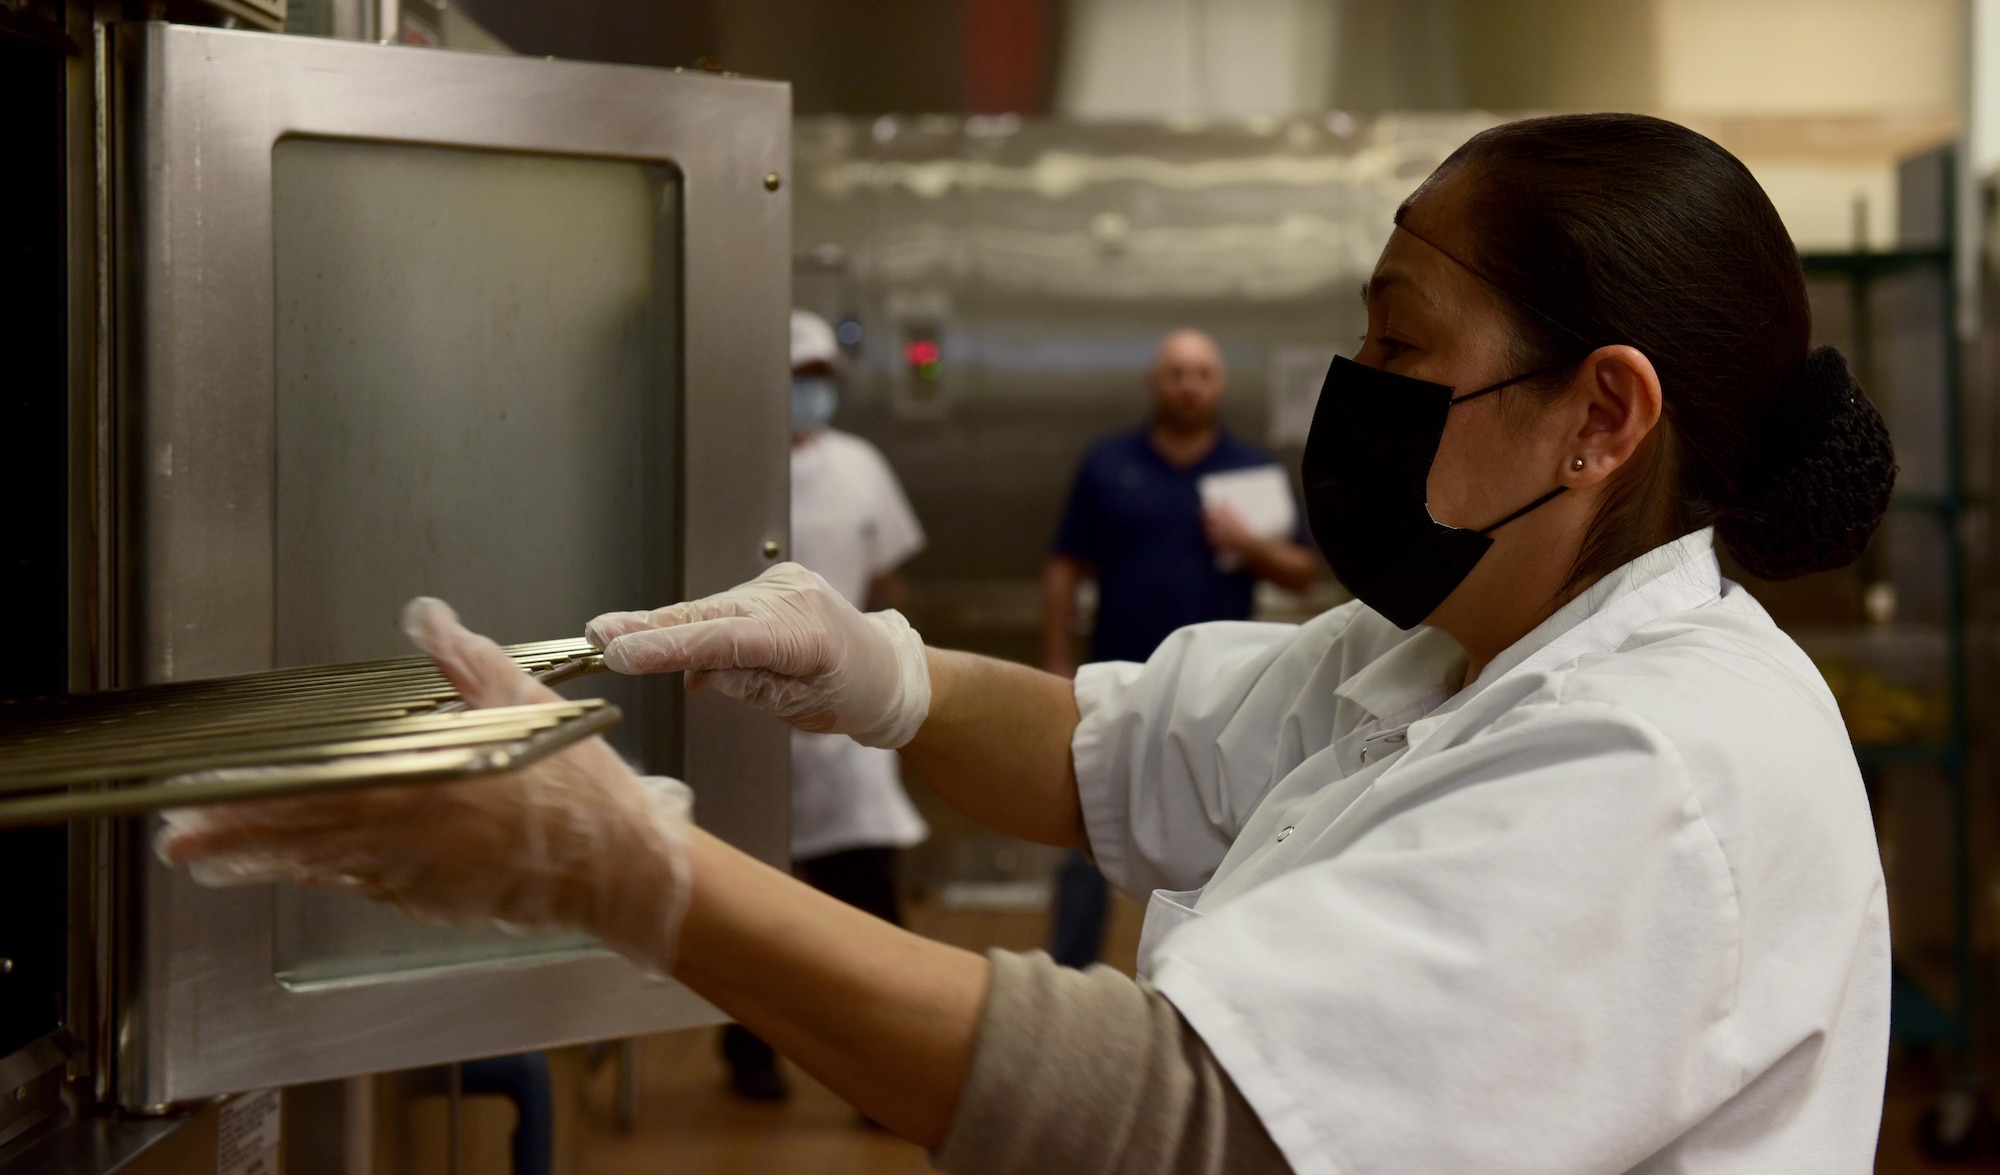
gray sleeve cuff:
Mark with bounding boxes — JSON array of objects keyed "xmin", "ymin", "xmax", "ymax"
[{"xmin": 932, "ymin": 949, "xmax": 1292, "ymax": 1175}]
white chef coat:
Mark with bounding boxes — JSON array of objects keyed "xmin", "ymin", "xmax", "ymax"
[
  {"xmin": 1072, "ymin": 529, "xmax": 1888, "ymax": 1174},
  {"xmin": 789, "ymin": 429, "xmax": 929, "ymax": 860}
]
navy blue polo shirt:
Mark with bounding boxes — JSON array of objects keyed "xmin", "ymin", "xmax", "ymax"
[{"xmin": 1054, "ymin": 428, "xmax": 1309, "ymax": 664}]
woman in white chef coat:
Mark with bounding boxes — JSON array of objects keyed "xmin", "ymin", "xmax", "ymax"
[{"xmin": 168, "ymin": 113, "xmax": 1898, "ymax": 1174}]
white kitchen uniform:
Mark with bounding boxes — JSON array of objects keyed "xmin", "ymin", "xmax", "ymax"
[
  {"xmin": 789, "ymin": 429, "xmax": 930, "ymax": 860},
  {"xmin": 1073, "ymin": 529, "xmax": 1888, "ymax": 1174}
]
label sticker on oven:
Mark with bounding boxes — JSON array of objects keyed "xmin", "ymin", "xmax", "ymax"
[{"xmin": 217, "ymin": 1088, "xmax": 281, "ymax": 1175}]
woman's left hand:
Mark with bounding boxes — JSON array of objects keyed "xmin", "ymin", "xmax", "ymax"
[
  {"xmin": 585, "ymin": 563, "xmax": 931, "ymax": 749},
  {"xmin": 158, "ymin": 598, "xmax": 694, "ymax": 973}
]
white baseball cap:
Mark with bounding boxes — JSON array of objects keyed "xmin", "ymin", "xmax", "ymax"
[{"xmin": 791, "ymin": 309, "xmax": 839, "ymax": 370}]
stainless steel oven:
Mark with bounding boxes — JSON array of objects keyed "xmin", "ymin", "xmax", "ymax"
[{"xmin": 2, "ymin": 17, "xmax": 793, "ymax": 1162}]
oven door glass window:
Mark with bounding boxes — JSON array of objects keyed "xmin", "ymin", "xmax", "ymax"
[{"xmin": 270, "ymin": 137, "xmax": 681, "ymax": 983}]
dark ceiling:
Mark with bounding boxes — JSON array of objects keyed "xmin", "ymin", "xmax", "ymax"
[{"xmin": 458, "ymin": 0, "xmax": 1057, "ymax": 114}]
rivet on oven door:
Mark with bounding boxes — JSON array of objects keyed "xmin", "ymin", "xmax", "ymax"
[
  {"xmin": 761, "ymin": 540, "xmax": 781, "ymax": 559},
  {"xmin": 764, "ymin": 172, "xmax": 782, "ymax": 191}
]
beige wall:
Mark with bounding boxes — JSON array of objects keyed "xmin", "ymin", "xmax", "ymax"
[
  {"xmin": 1650, "ymin": 0, "xmax": 1962, "ymax": 250},
  {"xmin": 1440, "ymin": 0, "xmax": 1961, "ymax": 250},
  {"xmin": 1657, "ymin": 0, "xmax": 1962, "ymax": 117},
  {"xmin": 1056, "ymin": 0, "xmax": 1340, "ymax": 118},
  {"xmin": 1048, "ymin": 0, "xmax": 1964, "ymax": 247},
  {"xmin": 1330, "ymin": 0, "xmax": 1962, "ymax": 119}
]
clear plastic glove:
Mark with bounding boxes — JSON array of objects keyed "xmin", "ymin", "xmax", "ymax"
[
  {"xmin": 584, "ymin": 562, "xmax": 931, "ymax": 750},
  {"xmin": 157, "ymin": 598, "xmax": 693, "ymax": 975}
]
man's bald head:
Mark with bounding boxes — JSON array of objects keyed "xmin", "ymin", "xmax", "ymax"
[{"xmin": 1148, "ymin": 328, "xmax": 1227, "ymax": 435}]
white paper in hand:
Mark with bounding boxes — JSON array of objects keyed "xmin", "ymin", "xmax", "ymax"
[{"xmin": 1198, "ymin": 466, "xmax": 1297, "ymax": 572}]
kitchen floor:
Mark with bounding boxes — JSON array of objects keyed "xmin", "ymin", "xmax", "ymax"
[{"xmin": 563, "ymin": 897, "xmax": 1992, "ymax": 1174}]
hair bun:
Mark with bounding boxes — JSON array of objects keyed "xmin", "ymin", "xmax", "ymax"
[{"xmin": 1717, "ymin": 346, "xmax": 1897, "ymax": 580}]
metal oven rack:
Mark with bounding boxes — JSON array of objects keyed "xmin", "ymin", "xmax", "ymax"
[{"xmin": 0, "ymin": 639, "xmax": 614, "ymax": 827}]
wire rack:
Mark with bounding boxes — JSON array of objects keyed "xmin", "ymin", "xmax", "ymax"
[{"xmin": 0, "ymin": 639, "xmax": 615, "ymax": 827}]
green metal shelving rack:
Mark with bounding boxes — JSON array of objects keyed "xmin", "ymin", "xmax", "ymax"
[{"xmin": 1803, "ymin": 196, "xmax": 1975, "ymax": 1147}]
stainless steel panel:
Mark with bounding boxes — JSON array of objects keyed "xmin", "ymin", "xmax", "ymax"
[
  {"xmin": 791, "ymin": 115, "xmax": 1497, "ymax": 645},
  {"xmin": 0, "ymin": 1100, "xmax": 201, "ymax": 1175},
  {"xmin": 121, "ymin": 24, "xmax": 789, "ymax": 1107},
  {"xmin": 264, "ymin": 136, "xmax": 681, "ymax": 978},
  {"xmin": 270, "ymin": 139, "xmax": 668, "ymax": 665},
  {"xmin": 63, "ymin": 4, "xmax": 113, "ymax": 699}
]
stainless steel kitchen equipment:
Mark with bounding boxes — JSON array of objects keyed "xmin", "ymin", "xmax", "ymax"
[
  {"xmin": 789, "ymin": 113, "xmax": 1497, "ymax": 655},
  {"xmin": 3, "ymin": 15, "xmax": 792, "ymax": 1169}
]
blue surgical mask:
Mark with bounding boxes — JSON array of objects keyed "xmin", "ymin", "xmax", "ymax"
[{"xmin": 791, "ymin": 374, "xmax": 839, "ymax": 434}]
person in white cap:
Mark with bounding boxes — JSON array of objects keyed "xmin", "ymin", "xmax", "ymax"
[{"xmin": 718, "ymin": 310, "xmax": 932, "ymax": 1101}]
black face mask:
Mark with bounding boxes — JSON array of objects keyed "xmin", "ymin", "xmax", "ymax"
[{"xmin": 1301, "ymin": 356, "xmax": 1569, "ymax": 630}]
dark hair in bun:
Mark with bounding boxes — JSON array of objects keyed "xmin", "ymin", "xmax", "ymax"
[
  {"xmin": 1720, "ymin": 347, "xmax": 1896, "ymax": 579},
  {"xmin": 1415, "ymin": 113, "xmax": 1898, "ymax": 585}
]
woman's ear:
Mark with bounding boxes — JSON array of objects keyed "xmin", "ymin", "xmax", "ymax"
[{"xmin": 1566, "ymin": 345, "xmax": 1663, "ymax": 486}]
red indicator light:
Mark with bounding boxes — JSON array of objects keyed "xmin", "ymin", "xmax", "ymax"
[{"xmin": 903, "ymin": 340, "xmax": 941, "ymax": 366}]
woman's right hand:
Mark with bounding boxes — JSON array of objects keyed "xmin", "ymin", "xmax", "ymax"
[
  {"xmin": 586, "ymin": 563, "xmax": 931, "ymax": 750},
  {"xmin": 161, "ymin": 597, "xmax": 695, "ymax": 975}
]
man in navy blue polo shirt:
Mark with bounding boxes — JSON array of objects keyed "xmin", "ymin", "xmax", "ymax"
[{"xmin": 1039, "ymin": 327, "xmax": 1316, "ymax": 967}]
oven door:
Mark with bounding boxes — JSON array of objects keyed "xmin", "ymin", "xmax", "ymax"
[{"xmin": 112, "ymin": 23, "xmax": 790, "ymax": 1110}]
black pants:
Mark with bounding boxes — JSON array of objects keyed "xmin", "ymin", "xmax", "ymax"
[
  {"xmin": 1048, "ymin": 849, "xmax": 1110, "ymax": 968},
  {"xmin": 721, "ymin": 847, "xmax": 903, "ymax": 1077}
]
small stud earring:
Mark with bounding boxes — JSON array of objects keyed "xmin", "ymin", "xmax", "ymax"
[{"xmin": 1570, "ymin": 458, "xmax": 1585, "ymax": 472}]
